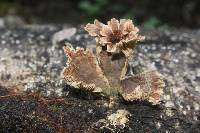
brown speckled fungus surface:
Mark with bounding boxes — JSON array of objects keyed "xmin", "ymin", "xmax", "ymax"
[{"xmin": 63, "ymin": 18, "xmax": 165, "ymax": 105}]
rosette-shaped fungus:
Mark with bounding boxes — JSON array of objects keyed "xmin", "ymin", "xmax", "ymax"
[
  {"xmin": 63, "ymin": 18, "xmax": 164, "ymax": 105},
  {"xmin": 85, "ymin": 18, "xmax": 145, "ymax": 57}
]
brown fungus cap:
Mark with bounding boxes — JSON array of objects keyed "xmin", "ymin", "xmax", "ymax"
[{"xmin": 85, "ymin": 18, "xmax": 145, "ymax": 56}]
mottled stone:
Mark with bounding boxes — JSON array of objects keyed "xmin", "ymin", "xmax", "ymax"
[{"xmin": 0, "ymin": 26, "xmax": 200, "ymax": 132}]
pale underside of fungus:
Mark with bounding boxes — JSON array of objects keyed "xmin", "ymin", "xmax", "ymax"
[{"xmin": 63, "ymin": 18, "xmax": 165, "ymax": 105}]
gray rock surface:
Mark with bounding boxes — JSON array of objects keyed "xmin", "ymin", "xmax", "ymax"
[{"xmin": 0, "ymin": 25, "xmax": 200, "ymax": 132}]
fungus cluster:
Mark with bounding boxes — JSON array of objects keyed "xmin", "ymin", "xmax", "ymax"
[{"xmin": 63, "ymin": 18, "xmax": 164, "ymax": 105}]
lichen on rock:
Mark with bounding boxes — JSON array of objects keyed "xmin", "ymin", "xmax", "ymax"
[{"xmin": 107, "ymin": 109, "xmax": 131, "ymax": 128}]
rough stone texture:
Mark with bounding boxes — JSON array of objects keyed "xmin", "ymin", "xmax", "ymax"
[{"xmin": 0, "ymin": 25, "xmax": 200, "ymax": 132}]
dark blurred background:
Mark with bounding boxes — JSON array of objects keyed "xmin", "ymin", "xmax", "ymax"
[{"xmin": 0, "ymin": 0, "xmax": 199, "ymax": 28}]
